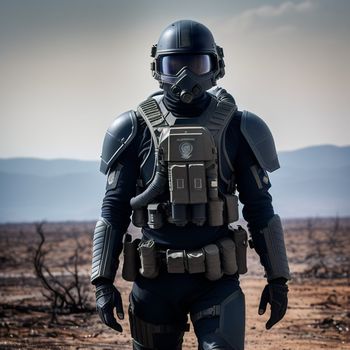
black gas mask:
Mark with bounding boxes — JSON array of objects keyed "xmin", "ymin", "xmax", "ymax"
[{"xmin": 157, "ymin": 54, "xmax": 215, "ymax": 103}]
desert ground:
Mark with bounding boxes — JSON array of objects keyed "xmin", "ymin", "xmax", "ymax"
[{"xmin": 0, "ymin": 218, "xmax": 349, "ymax": 350}]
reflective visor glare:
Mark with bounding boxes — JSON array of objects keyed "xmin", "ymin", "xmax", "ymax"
[{"xmin": 159, "ymin": 55, "xmax": 212, "ymax": 75}]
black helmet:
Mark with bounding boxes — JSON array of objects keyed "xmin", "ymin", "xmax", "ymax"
[{"xmin": 151, "ymin": 20, "xmax": 225, "ymax": 103}]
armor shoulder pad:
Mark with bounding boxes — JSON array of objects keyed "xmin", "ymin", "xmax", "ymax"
[
  {"xmin": 240, "ymin": 111, "xmax": 280, "ymax": 172},
  {"xmin": 100, "ymin": 110, "xmax": 138, "ymax": 174}
]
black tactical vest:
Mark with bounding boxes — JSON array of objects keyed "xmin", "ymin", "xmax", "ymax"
[{"xmin": 130, "ymin": 93, "xmax": 239, "ymax": 229}]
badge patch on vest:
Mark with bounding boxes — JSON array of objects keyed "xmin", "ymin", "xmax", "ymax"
[{"xmin": 179, "ymin": 142, "xmax": 193, "ymax": 159}]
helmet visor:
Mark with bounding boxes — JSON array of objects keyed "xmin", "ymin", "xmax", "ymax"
[{"xmin": 159, "ymin": 54, "xmax": 213, "ymax": 76}]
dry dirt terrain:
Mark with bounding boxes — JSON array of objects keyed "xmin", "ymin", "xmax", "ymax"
[{"xmin": 0, "ymin": 218, "xmax": 349, "ymax": 350}]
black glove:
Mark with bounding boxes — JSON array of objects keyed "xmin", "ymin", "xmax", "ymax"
[
  {"xmin": 258, "ymin": 278, "xmax": 288, "ymax": 330},
  {"xmin": 95, "ymin": 282, "xmax": 124, "ymax": 332}
]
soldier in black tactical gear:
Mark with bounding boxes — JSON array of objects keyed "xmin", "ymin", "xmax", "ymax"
[{"xmin": 91, "ymin": 20, "xmax": 290, "ymax": 350}]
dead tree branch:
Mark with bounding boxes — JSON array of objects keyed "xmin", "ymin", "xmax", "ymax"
[{"xmin": 33, "ymin": 222, "xmax": 92, "ymax": 323}]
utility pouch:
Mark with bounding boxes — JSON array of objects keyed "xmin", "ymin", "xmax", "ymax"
[
  {"xmin": 223, "ymin": 194, "xmax": 239, "ymax": 223},
  {"xmin": 147, "ymin": 203, "xmax": 164, "ymax": 229},
  {"xmin": 122, "ymin": 234, "xmax": 141, "ymax": 282},
  {"xmin": 138, "ymin": 240, "xmax": 159, "ymax": 279},
  {"xmin": 208, "ymin": 200, "xmax": 224, "ymax": 226},
  {"xmin": 216, "ymin": 237, "xmax": 238, "ymax": 275},
  {"xmin": 203, "ymin": 244, "xmax": 223, "ymax": 281},
  {"xmin": 186, "ymin": 249, "xmax": 206, "ymax": 274},
  {"xmin": 230, "ymin": 226, "xmax": 248, "ymax": 274},
  {"xmin": 166, "ymin": 250, "xmax": 185, "ymax": 273}
]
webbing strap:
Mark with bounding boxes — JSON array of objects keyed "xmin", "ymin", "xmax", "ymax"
[
  {"xmin": 191, "ymin": 305, "xmax": 221, "ymax": 324},
  {"xmin": 207, "ymin": 100, "xmax": 236, "ymax": 145},
  {"xmin": 138, "ymin": 98, "xmax": 165, "ymax": 128},
  {"xmin": 207, "ymin": 100, "xmax": 237, "ymax": 184},
  {"xmin": 137, "ymin": 98, "xmax": 165, "ymax": 151}
]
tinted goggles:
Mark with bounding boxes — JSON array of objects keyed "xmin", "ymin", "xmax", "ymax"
[{"xmin": 158, "ymin": 54, "xmax": 214, "ymax": 76}]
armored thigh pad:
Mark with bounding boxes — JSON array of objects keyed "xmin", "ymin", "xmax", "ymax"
[
  {"xmin": 194, "ymin": 289, "xmax": 245, "ymax": 350},
  {"xmin": 217, "ymin": 289, "xmax": 245, "ymax": 350},
  {"xmin": 129, "ymin": 297, "xmax": 188, "ymax": 350}
]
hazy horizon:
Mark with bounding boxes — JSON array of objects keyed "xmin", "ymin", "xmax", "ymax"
[
  {"xmin": 1, "ymin": 144, "xmax": 350, "ymax": 221},
  {"xmin": 0, "ymin": 143, "xmax": 349, "ymax": 162}
]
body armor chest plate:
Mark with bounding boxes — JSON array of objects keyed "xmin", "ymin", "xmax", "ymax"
[
  {"xmin": 132, "ymin": 94, "xmax": 239, "ymax": 228},
  {"xmin": 138, "ymin": 95, "xmax": 237, "ymax": 192}
]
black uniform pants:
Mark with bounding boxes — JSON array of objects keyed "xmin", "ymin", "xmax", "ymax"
[{"xmin": 129, "ymin": 272, "xmax": 245, "ymax": 350}]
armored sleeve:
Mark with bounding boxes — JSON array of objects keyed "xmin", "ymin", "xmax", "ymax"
[
  {"xmin": 91, "ymin": 115, "xmax": 140, "ymax": 285},
  {"xmin": 233, "ymin": 114, "xmax": 290, "ymax": 281}
]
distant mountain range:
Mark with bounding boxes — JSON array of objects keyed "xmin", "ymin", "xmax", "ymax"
[{"xmin": 0, "ymin": 145, "xmax": 349, "ymax": 222}]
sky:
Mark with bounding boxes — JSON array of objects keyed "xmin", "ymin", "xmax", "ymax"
[{"xmin": 0, "ymin": 0, "xmax": 349, "ymax": 160}]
